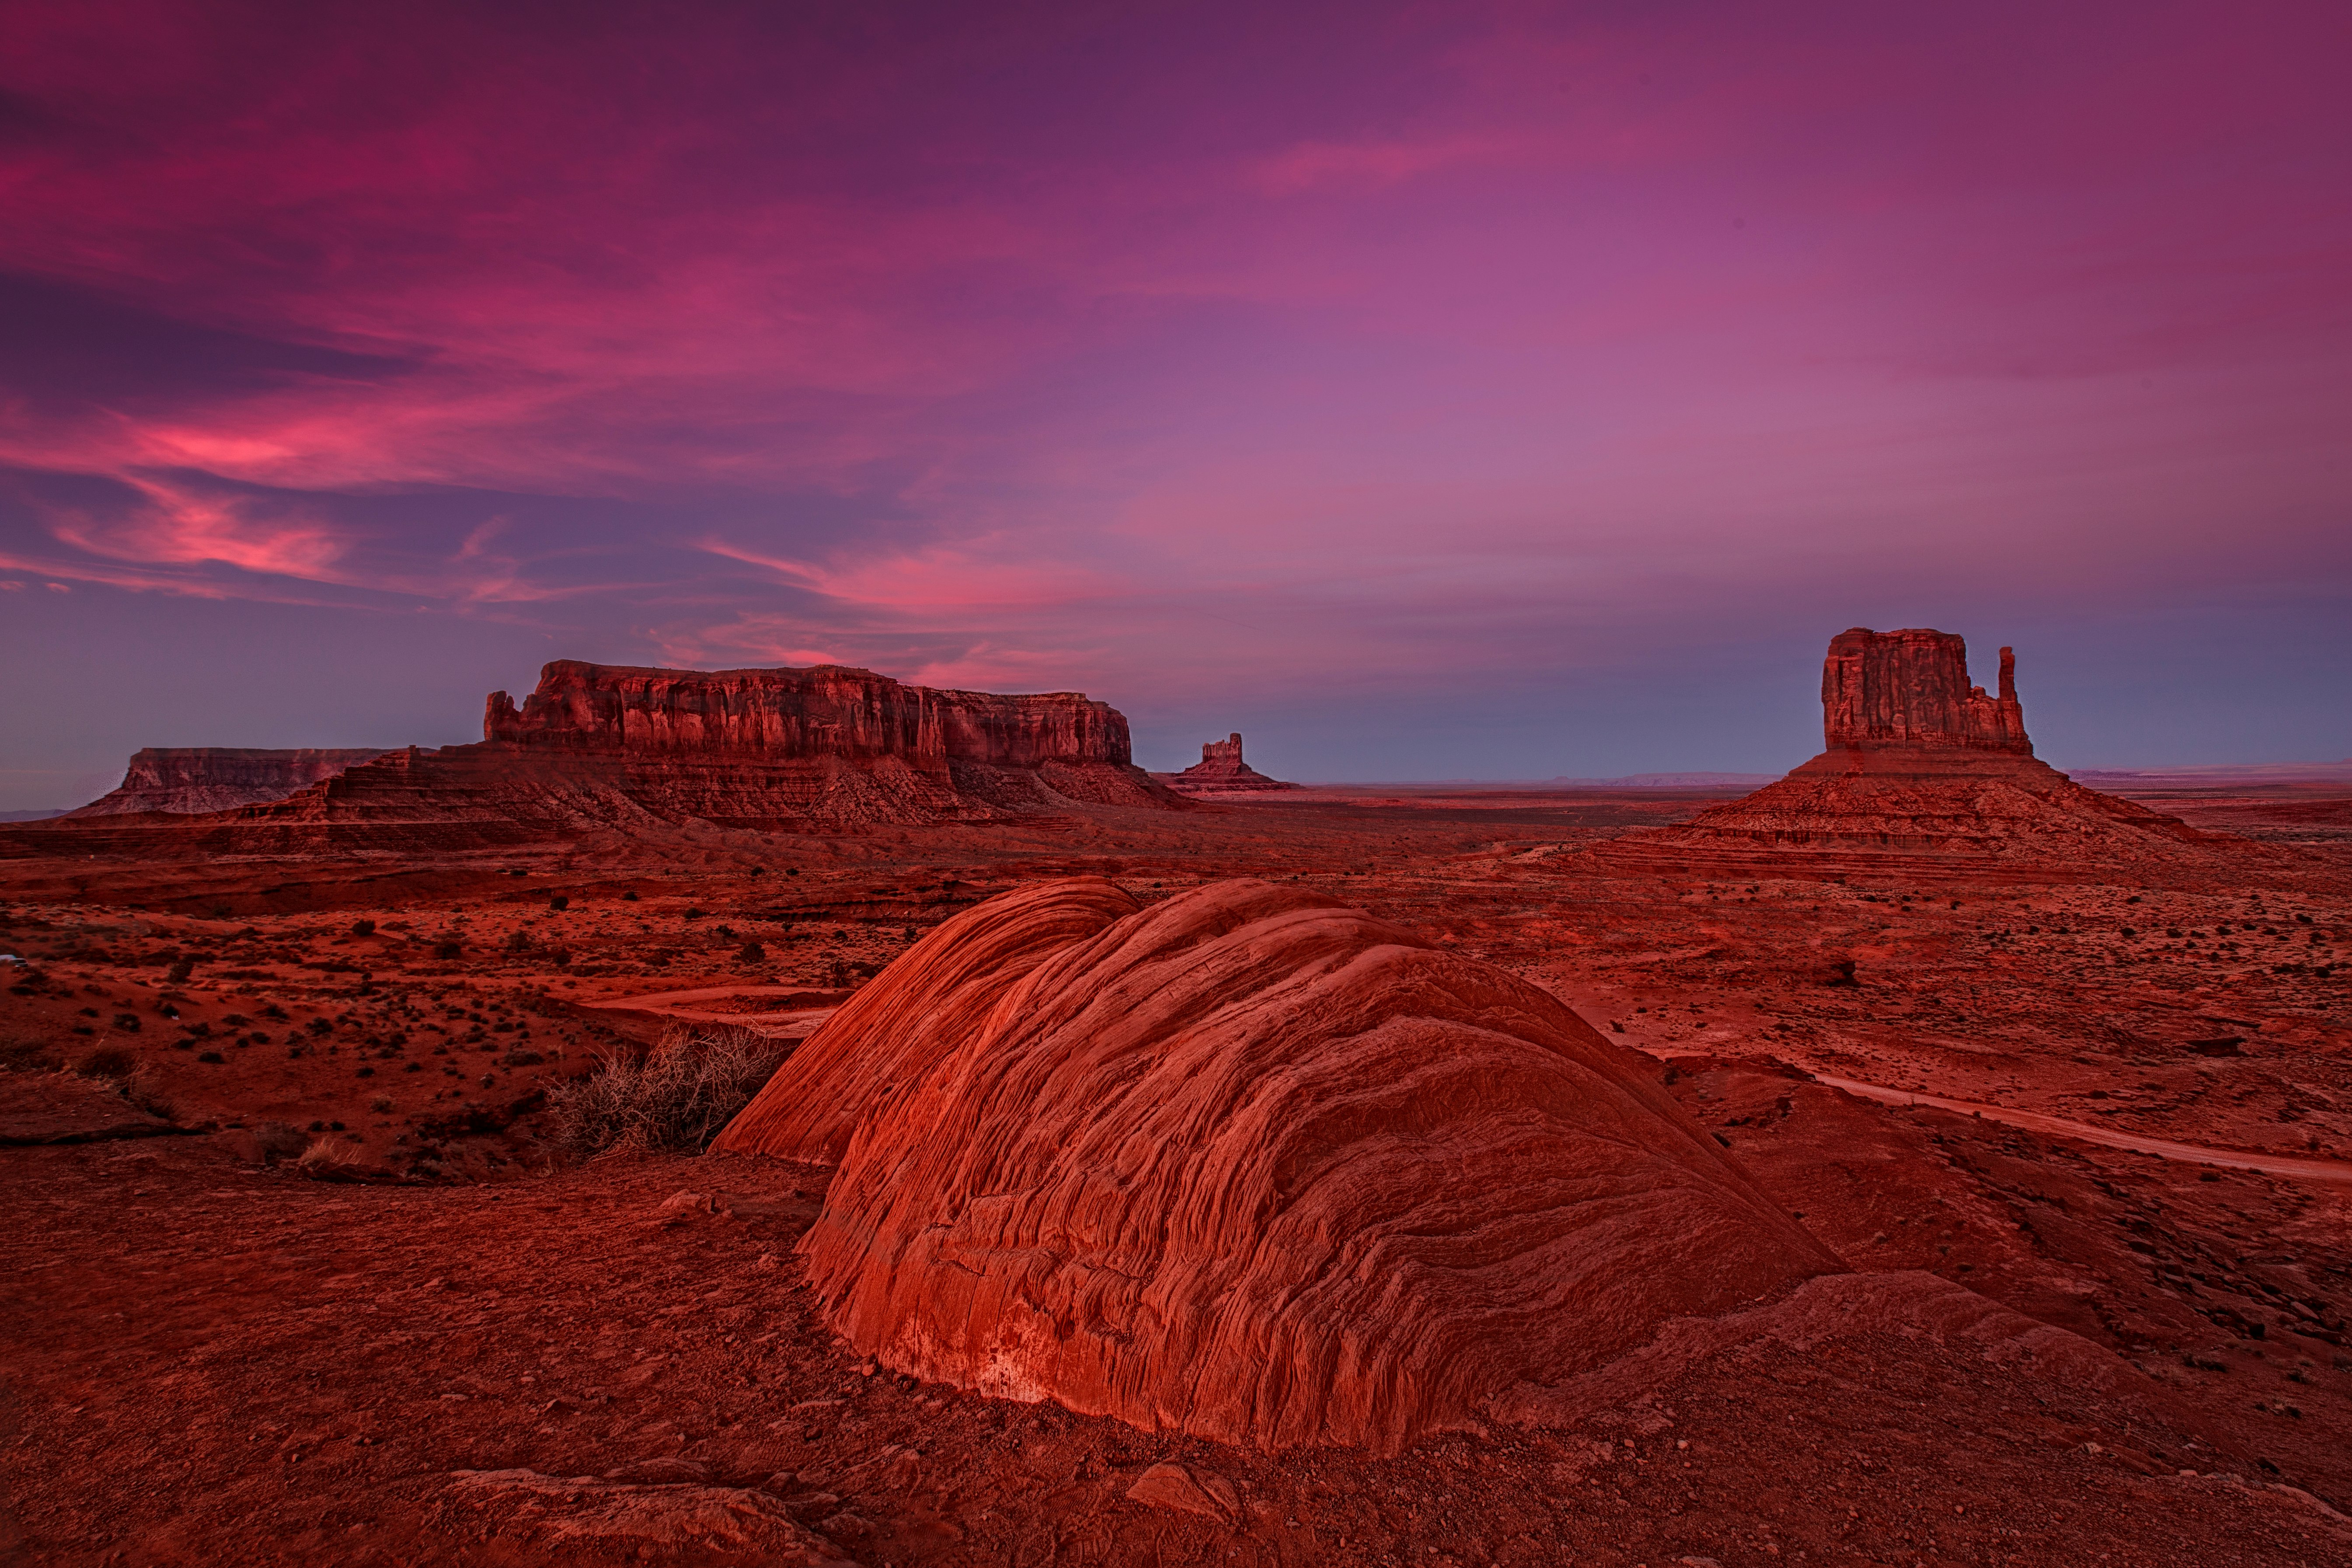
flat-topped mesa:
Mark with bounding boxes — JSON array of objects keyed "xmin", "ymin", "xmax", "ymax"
[
  {"xmin": 1822, "ymin": 627, "xmax": 2028, "ymax": 754},
  {"xmin": 66, "ymin": 747, "xmax": 390, "ymax": 817},
  {"xmin": 0, "ymin": 661, "xmax": 1182, "ymax": 857},
  {"xmin": 1164, "ymin": 732, "xmax": 1298, "ymax": 794},
  {"xmin": 482, "ymin": 660, "xmax": 1132, "ymax": 767}
]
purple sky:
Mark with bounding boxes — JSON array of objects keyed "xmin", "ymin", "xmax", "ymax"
[{"xmin": 4, "ymin": 0, "xmax": 2348, "ymax": 807}]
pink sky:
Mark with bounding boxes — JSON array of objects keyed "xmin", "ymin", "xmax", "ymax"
[{"xmin": 3, "ymin": 0, "xmax": 2348, "ymax": 804}]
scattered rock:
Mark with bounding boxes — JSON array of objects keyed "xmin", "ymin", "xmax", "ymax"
[{"xmin": 1126, "ymin": 1462, "xmax": 1240, "ymax": 1522}]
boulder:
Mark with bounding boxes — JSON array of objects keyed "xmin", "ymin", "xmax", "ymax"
[{"xmin": 720, "ymin": 878, "xmax": 1837, "ymax": 1452}]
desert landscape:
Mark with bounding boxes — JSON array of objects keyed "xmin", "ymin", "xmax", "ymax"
[
  {"xmin": 7, "ymin": 7, "xmax": 2349, "ymax": 1564},
  {"xmin": 3, "ymin": 631, "xmax": 2349, "ymax": 1567}
]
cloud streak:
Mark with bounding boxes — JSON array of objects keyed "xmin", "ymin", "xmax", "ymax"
[{"xmin": 1, "ymin": 0, "xmax": 2348, "ymax": 798}]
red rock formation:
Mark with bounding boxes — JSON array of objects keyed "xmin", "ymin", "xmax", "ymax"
[
  {"xmin": 10, "ymin": 663, "xmax": 1185, "ymax": 855},
  {"xmin": 1624, "ymin": 629, "xmax": 2227, "ymax": 867},
  {"xmin": 65, "ymin": 748, "xmax": 390, "ymax": 817},
  {"xmin": 718, "ymin": 878, "xmax": 1837, "ymax": 1453},
  {"xmin": 1160, "ymin": 732, "xmax": 1298, "ymax": 794},
  {"xmin": 1821, "ymin": 627, "xmax": 2028, "ymax": 753},
  {"xmin": 483, "ymin": 660, "xmax": 1133, "ymax": 768}
]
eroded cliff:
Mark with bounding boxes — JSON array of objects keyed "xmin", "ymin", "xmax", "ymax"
[{"xmin": 66, "ymin": 748, "xmax": 390, "ymax": 817}]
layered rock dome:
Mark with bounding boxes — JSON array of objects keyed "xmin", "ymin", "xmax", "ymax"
[
  {"xmin": 66, "ymin": 747, "xmax": 390, "ymax": 817},
  {"xmin": 1632, "ymin": 629, "xmax": 2220, "ymax": 866},
  {"xmin": 715, "ymin": 878, "xmax": 1838, "ymax": 1452}
]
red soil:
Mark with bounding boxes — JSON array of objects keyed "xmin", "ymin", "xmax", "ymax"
[{"xmin": 3, "ymin": 779, "xmax": 2350, "ymax": 1565}]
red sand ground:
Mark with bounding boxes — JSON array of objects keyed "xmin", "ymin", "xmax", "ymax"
[{"xmin": 4, "ymin": 782, "xmax": 2351, "ymax": 1565}]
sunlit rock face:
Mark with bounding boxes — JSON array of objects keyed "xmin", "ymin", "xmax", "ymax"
[{"xmin": 719, "ymin": 877, "xmax": 1836, "ymax": 1453}]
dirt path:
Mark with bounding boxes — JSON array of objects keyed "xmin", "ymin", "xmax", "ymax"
[{"xmin": 1811, "ymin": 1072, "xmax": 2352, "ymax": 1184}]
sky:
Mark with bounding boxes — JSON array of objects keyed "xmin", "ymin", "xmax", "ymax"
[{"xmin": 3, "ymin": 0, "xmax": 2348, "ymax": 807}]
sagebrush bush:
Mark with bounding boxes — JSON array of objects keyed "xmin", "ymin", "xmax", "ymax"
[
  {"xmin": 295, "ymin": 1135, "xmax": 366, "ymax": 1174},
  {"xmin": 75, "ymin": 1045, "xmax": 136, "ymax": 1079},
  {"xmin": 547, "ymin": 1025, "xmax": 789, "ymax": 1157}
]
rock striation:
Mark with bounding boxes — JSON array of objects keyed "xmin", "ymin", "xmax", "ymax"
[
  {"xmin": 483, "ymin": 660, "xmax": 1133, "ymax": 770},
  {"xmin": 1160, "ymin": 732, "xmax": 1298, "ymax": 794},
  {"xmin": 1822, "ymin": 627, "xmax": 2028, "ymax": 753},
  {"xmin": 66, "ymin": 748, "xmax": 390, "ymax": 817},
  {"xmin": 7, "ymin": 662, "xmax": 1184, "ymax": 858},
  {"xmin": 716, "ymin": 878, "xmax": 1837, "ymax": 1452},
  {"xmin": 1626, "ymin": 629, "xmax": 2223, "ymax": 867}
]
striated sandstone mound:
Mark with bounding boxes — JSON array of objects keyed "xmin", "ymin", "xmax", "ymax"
[
  {"xmin": 5, "ymin": 662, "xmax": 1185, "ymax": 857},
  {"xmin": 1625, "ymin": 628, "xmax": 2228, "ymax": 868},
  {"xmin": 1159, "ymin": 732, "xmax": 1298, "ymax": 794},
  {"xmin": 66, "ymin": 747, "xmax": 390, "ymax": 817},
  {"xmin": 718, "ymin": 878, "xmax": 1838, "ymax": 1452}
]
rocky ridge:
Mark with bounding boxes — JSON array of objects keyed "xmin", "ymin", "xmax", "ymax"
[
  {"xmin": 4, "ymin": 662, "xmax": 1184, "ymax": 857},
  {"xmin": 66, "ymin": 747, "xmax": 390, "ymax": 817}
]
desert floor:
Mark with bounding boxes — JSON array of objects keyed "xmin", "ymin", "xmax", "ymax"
[{"xmin": 3, "ymin": 783, "xmax": 2350, "ymax": 1566}]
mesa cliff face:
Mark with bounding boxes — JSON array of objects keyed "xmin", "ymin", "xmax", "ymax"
[
  {"xmin": 1160, "ymin": 732, "xmax": 1298, "ymax": 794},
  {"xmin": 66, "ymin": 748, "xmax": 390, "ymax": 817},
  {"xmin": 483, "ymin": 660, "xmax": 1134, "ymax": 767},
  {"xmin": 5, "ymin": 662, "xmax": 1182, "ymax": 857},
  {"xmin": 1627, "ymin": 629, "xmax": 2221, "ymax": 866},
  {"xmin": 718, "ymin": 878, "xmax": 1836, "ymax": 1453}
]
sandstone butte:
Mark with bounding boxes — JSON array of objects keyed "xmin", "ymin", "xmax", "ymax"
[
  {"xmin": 7, "ymin": 662, "xmax": 1185, "ymax": 856},
  {"xmin": 63, "ymin": 747, "xmax": 390, "ymax": 817},
  {"xmin": 1623, "ymin": 627, "xmax": 2233, "ymax": 868},
  {"xmin": 1158, "ymin": 732, "xmax": 1299, "ymax": 794},
  {"xmin": 714, "ymin": 877, "xmax": 1843, "ymax": 1453}
]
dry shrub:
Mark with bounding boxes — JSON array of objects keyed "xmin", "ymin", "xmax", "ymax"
[
  {"xmin": 295, "ymin": 1135, "xmax": 366, "ymax": 1173},
  {"xmin": 547, "ymin": 1024, "xmax": 789, "ymax": 1157},
  {"xmin": 75, "ymin": 1045, "xmax": 137, "ymax": 1080}
]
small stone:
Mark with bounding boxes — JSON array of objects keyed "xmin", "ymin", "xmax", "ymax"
[{"xmin": 1126, "ymin": 1462, "xmax": 1239, "ymax": 1522}]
